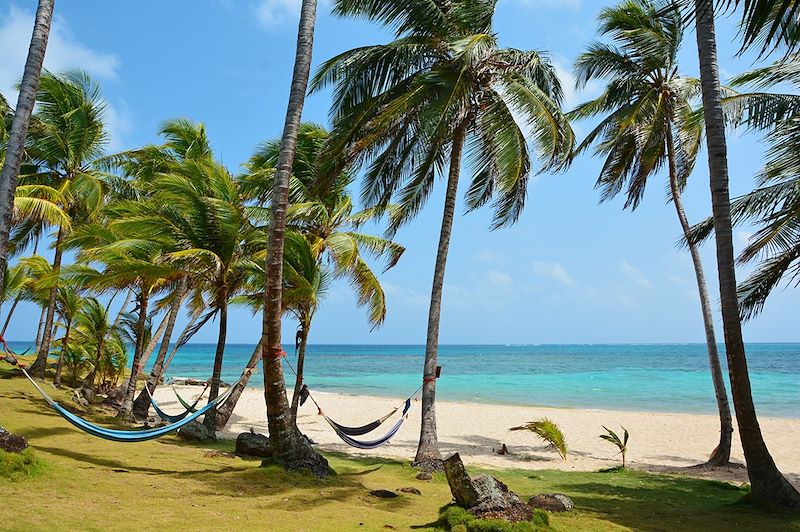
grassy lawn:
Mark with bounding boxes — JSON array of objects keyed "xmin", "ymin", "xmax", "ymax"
[{"xmin": 1, "ymin": 370, "xmax": 798, "ymax": 531}]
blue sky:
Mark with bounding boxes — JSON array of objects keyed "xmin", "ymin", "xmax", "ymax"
[{"xmin": 0, "ymin": 0, "xmax": 796, "ymax": 345}]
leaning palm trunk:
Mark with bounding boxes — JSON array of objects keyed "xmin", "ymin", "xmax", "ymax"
[
  {"xmin": 30, "ymin": 225, "xmax": 65, "ymax": 378},
  {"xmin": 159, "ymin": 312, "xmax": 199, "ymax": 378},
  {"xmin": 0, "ymin": 0, "xmax": 54, "ymax": 293},
  {"xmin": 117, "ymin": 290, "xmax": 149, "ymax": 419},
  {"xmin": 215, "ymin": 338, "xmax": 264, "ymax": 431},
  {"xmin": 132, "ymin": 280, "xmax": 187, "ymax": 419},
  {"xmin": 34, "ymin": 306, "xmax": 46, "ymax": 352},
  {"xmin": 694, "ymin": 0, "xmax": 800, "ymax": 508},
  {"xmin": 83, "ymin": 338, "xmax": 105, "ymax": 392},
  {"xmin": 414, "ymin": 123, "xmax": 467, "ymax": 471},
  {"xmin": 261, "ymin": 0, "xmax": 328, "ymax": 476},
  {"xmin": 1, "ymin": 296, "xmax": 21, "ymax": 336},
  {"xmin": 289, "ymin": 321, "xmax": 310, "ymax": 426},
  {"xmin": 666, "ymin": 128, "xmax": 732, "ymax": 465},
  {"xmin": 53, "ymin": 318, "xmax": 71, "ymax": 387},
  {"xmin": 203, "ymin": 292, "xmax": 228, "ymax": 433}
]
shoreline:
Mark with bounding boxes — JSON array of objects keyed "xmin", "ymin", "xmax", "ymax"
[
  {"xmin": 154, "ymin": 385, "xmax": 800, "ymax": 487},
  {"xmin": 167, "ymin": 377, "xmax": 800, "ymax": 420}
]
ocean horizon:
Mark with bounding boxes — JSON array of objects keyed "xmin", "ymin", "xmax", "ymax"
[{"xmin": 10, "ymin": 341, "xmax": 798, "ymax": 418}]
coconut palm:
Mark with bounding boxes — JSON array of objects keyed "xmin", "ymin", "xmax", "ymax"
[
  {"xmin": 53, "ymin": 286, "xmax": 83, "ymax": 387},
  {"xmin": 691, "ymin": 0, "xmax": 800, "ymax": 508},
  {"xmin": 23, "ymin": 71, "xmax": 109, "ymax": 378},
  {"xmin": 221, "ymin": 124, "xmax": 403, "ymax": 431},
  {"xmin": 261, "ymin": 0, "xmax": 329, "ymax": 476},
  {"xmin": 690, "ymin": 55, "xmax": 800, "ymax": 319},
  {"xmin": 0, "ymin": 263, "xmax": 29, "ymax": 335},
  {"xmin": 75, "ymin": 297, "xmax": 118, "ymax": 391},
  {"xmin": 313, "ymin": 0, "xmax": 574, "ymax": 469},
  {"xmin": 0, "ymin": 0, "xmax": 54, "ymax": 294},
  {"xmin": 131, "ymin": 277, "xmax": 191, "ymax": 418},
  {"xmin": 111, "ymin": 159, "xmax": 264, "ymax": 432},
  {"xmin": 570, "ymin": 0, "xmax": 733, "ymax": 466},
  {"xmin": 62, "ymin": 222, "xmax": 178, "ymax": 417}
]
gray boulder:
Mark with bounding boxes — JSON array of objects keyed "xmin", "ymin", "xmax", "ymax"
[
  {"xmin": 71, "ymin": 389, "xmax": 90, "ymax": 408},
  {"xmin": 528, "ymin": 493, "xmax": 574, "ymax": 512},
  {"xmin": 443, "ymin": 452, "xmax": 532, "ymax": 522},
  {"xmin": 177, "ymin": 421, "xmax": 214, "ymax": 442},
  {"xmin": 0, "ymin": 428, "xmax": 28, "ymax": 453},
  {"xmin": 103, "ymin": 386, "xmax": 125, "ymax": 408},
  {"xmin": 235, "ymin": 431, "xmax": 272, "ymax": 457}
]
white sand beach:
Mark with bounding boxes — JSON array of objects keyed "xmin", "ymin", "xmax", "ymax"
[{"xmin": 155, "ymin": 385, "xmax": 800, "ymax": 486}]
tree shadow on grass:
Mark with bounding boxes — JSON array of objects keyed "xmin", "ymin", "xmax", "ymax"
[
  {"xmin": 544, "ymin": 472, "xmax": 799, "ymax": 532},
  {"xmin": 34, "ymin": 444, "xmax": 244, "ymax": 476}
]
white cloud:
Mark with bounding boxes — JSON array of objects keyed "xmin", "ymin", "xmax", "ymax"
[
  {"xmin": 255, "ymin": 0, "xmax": 302, "ymax": 28},
  {"xmin": 0, "ymin": 6, "xmax": 119, "ymax": 97},
  {"xmin": 620, "ymin": 260, "xmax": 654, "ymax": 290},
  {"xmin": 0, "ymin": 6, "xmax": 129, "ymax": 149},
  {"xmin": 475, "ymin": 249, "xmax": 503, "ymax": 264},
  {"xmin": 552, "ymin": 57, "xmax": 602, "ymax": 112},
  {"xmin": 533, "ymin": 261, "xmax": 577, "ymax": 287},
  {"xmin": 486, "ymin": 269, "xmax": 513, "ymax": 288}
]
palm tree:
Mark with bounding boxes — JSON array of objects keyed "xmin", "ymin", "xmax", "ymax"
[
  {"xmin": 692, "ymin": 0, "xmax": 800, "ymax": 508},
  {"xmin": 0, "ymin": 263, "xmax": 29, "ymax": 335},
  {"xmin": 131, "ymin": 277, "xmax": 190, "ymax": 418},
  {"xmin": 218, "ymin": 123, "xmax": 403, "ymax": 431},
  {"xmin": 53, "ymin": 286, "xmax": 82, "ymax": 387},
  {"xmin": 75, "ymin": 297, "xmax": 117, "ymax": 392},
  {"xmin": 261, "ymin": 0, "xmax": 329, "ymax": 476},
  {"xmin": 0, "ymin": 0, "xmax": 54, "ymax": 295},
  {"xmin": 313, "ymin": 0, "xmax": 574, "ymax": 469},
  {"xmin": 690, "ymin": 54, "xmax": 800, "ymax": 318},
  {"xmin": 24, "ymin": 71, "xmax": 108, "ymax": 378},
  {"xmin": 111, "ymin": 159, "xmax": 263, "ymax": 432},
  {"xmin": 571, "ymin": 0, "xmax": 733, "ymax": 466},
  {"xmin": 63, "ymin": 222, "xmax": 178, "ymax": 417}
]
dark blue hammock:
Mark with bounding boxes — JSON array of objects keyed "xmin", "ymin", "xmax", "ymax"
[{"xmin": 321, "ymin": 399, "xmax": 412, "ymax": 450}]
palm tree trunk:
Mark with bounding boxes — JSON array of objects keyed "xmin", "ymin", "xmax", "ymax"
[
  {"xmin": 34, "ymin": 306, "xmax": 46, "ymax": 351},
  {"xmin": 1, "ymin": 296, "xmax": 21, "ymax": 336},
  {"xmin": 666, "ymin": 126, "xmax": 733, "ymax": 466},
  {"xmin": 203, "ymin": 290, "xmax": 228, "ymax": 434},
  {"xmin": 83, "ymin": 338, "xmax": 105, "ymax": 392},
  {"xmin": 54, "ymin": 319, "xmax": 71, "ymax": 387},
  {"xmin": 694, "ymin": 0, "xmax": 800, "ymax": 508},
  {"xmin": 30, "ymin": 224, "xmax": 65, "ymax": 378},
  {"xmin": 112, "ymin": 289, "xmax": 133, "ymax": 327},
  {"xmin": 132, "ymin": 279, "xmax": 187, "ymax": 419},
  {"xmin": 214, "ymin": 338, "xmax": 264, "ymax": 432},
  {"xmin": 0, "ymin": 0, "xmax": 54, "ymax": 293},
  {"xmin": 117, "ymin": 289, "xmax": 149, "ymax": 420},
  {"xmin": 261, "ymin": 0, "xmax": 328, "ymax": 477},
  {"xmin": 160, "ymin": 312, "xmax": 199, "ymax": 378},
  {"xmin": 290, "ymin": 319, "xmax": 310, "ymax": 426},
  {"xmin": 413, "ymin": 123, "xmax": 467, "ymax": 471}
]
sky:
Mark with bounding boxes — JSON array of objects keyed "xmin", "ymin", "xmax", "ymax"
[{"xmin": 0, "ymin": 0, "xmax": 797, "ymax": 345}]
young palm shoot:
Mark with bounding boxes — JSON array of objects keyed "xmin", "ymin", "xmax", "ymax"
[
  {"xmin": 600, "ymin": 425, "xmax": 629, "ymax": 468},
  {"xmin": 510, "ymin": 418, "xmax": 568, "ymax": 460}
]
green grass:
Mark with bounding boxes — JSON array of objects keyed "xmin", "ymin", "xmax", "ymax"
[
  {"xmin": 0, "ymin": 448, "xmax": 45, "ymax": 481},
  {"xmin": 1, "ymin": 368, "xmax": 799, "ymax": 531},
  {"xmin": 439, "ymin": 505, "xmax": 551, "ymax": 531}
]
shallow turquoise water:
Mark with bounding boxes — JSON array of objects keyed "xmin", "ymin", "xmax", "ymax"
[{"xmin": 15, "ymin": 342, "xmax": 798, "ymax": 417}]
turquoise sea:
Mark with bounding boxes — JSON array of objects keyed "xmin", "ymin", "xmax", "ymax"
[{"xmin": 12, "ymin": 342, "xmax": 798, "ymax": 418}]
